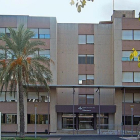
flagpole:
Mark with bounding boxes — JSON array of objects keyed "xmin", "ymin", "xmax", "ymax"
[{"xmin": 113, "ymin": 0, "xmax": 114, "ymax": 10}]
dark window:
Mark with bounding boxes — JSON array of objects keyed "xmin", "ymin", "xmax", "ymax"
[
  {"xmin": 78, "ymin": 56, "xmax": 86, "ymax": 64},
  {"xmin": 79, "ymin": 94, "xmax": 94, "ymax": 105}
]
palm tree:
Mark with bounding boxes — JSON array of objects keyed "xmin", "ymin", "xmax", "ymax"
[{"xmin": 0, "ymin": 25, "xmax": 52, "ymax": 137}]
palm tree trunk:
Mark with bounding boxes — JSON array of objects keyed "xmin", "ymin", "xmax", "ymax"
[{"xmin": 18, "ymin": 80, "xmax": 25, "ymax": 137}]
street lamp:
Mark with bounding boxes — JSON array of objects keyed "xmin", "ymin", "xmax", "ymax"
[{"xmin": 130, "ymin": 105, "xmax": 134, "ymax": 137}]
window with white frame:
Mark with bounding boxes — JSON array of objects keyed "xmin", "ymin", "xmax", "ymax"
[
  {"xmin": 78, "ymin": 35, "xmax": 94, "ymax": 44},
  {"xmin": 39, "ymin": 50, "xmax": 50, "ymax": 58},
  {"xmin": 78, "ymin": 75, "xmax": 86, "ymax": 85},
  {"xmin": 122, "ymin": 30, "xmax": 133, "ymax": 40},
  {"xmin": 28, "ymin": 92, "xmax": 38, "ymax": 102},
  {"xmin": 39, "ymin": 29, "xmax": 50, "ymax": 39},
  {"xmin": 122, "ymin": 72, "xmax": 133, "ymax": 82}
]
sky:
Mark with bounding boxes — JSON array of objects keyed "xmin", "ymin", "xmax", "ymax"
[{"xmin": 0, "ymin": 0, "xmax": 139, "ymax": 23}]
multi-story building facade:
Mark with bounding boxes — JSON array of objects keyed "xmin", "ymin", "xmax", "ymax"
[{"xmin": 0, "ymin": 10, "xmax": 140, "ymax": 134}]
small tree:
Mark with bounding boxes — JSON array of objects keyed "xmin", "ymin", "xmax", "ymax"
[{"xmin": 0, "ymin": 25, "xmax": 52, "ymax": 137}]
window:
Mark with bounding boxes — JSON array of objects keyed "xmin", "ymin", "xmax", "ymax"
[
  {"xmin": 0, "ymin": 49, "xmax": 5, "ymax": 59},
  {"xmin": 30, "ymin": 28, "xmax": 50, "ymax": 39},
  {"xmin": 122, "ymin": 116, "xmax": 131, "ymax": 125},
  {"xmin": 87, "ymin": 55, "xmax": 94, "ymax": 64},
  {"xmin": 6, "ymin": 92, "xmax": 17, "ymax": 102},
  {"xmin": 122, "ymin": 72, "xmax": 140, "ymax": 82},
  {"xmin": 78, "ymin": 35, "xmax": 94, "ymax": 44},
  {"xmin": 122, "ymin": 115, "xmax": 140, "ymax": 125},
  {"xmin": 0, "ymin": 28, "xmax": 5, "ymax": 34},
  {"xmin": 122, "ymin": 51, "xmax": 140, "ymax": 61},
  {"xmin": 134, "ymin": 72, "xmax": 140, "ymax": 82},
  {"xmin": 79, "ymin": 95, "xmax": 94, "ymax": 105},
  {"xmin": 78, "ymin": 55, "xmax": 86, "ymax": 64},
  {"xmin": 27, "ymin": 92, "xmax": 50, "ymax": 102},
  {"xmin": 122, "ymin": 30, "xmax": 140, "ymax": 40},
  {"xmin": 122, "ymin": 72, "xmax": 133, "ymax": 82},
  {"xmin": 122, "ymin": 93, "xmax": 140, "ymax": 103},
  {"xmin": 122, "ymin": 51, "xmax": 131, "ymax": 61},
  {"xmin": 134, "ymin": 30, "xmax": 140, "ymax": 40},
  {"xmin": 79, "ymin": 75, "xmax": 94, "ymax": 85},
  {"xmin": 30, "ymin": 29, "xmax": 38, "ymax": 38},
  {"xmin": 62, "ymin": 114, "xmax": 76, "ymax": 129},
  {"xmin": 27, "ymin": 114, "xmax": 48, "ymax": 124},
  {"xmin": 87, "ymin": 35, "xmax": 94, "ymax": 44},
  {"xmin": 78, "ymin": 75, "xmax": 86, "ymax": 85},
  {"xmin": 6, "ymin": 50, "xmax": 15, "ymax": 59},
  {"xmin": 5, "ymin": 28, "xmax": 17, "ymax": 38},
  {"xmin": 39, "ymin": 29, "xmax": 50, "ymax": 39},
  {"xmin": 39, "ymin": 50, "xmax": 50, "ymax": 58},
  {"xmin": 78, "ymin": 55, "xmax": 94, "ymax": 64},
  {"xmin": 122, "ymin": 30, "xmax": 133, "ymax": 40}
]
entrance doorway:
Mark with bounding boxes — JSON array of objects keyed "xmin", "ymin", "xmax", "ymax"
[{"xmin": 79, "ymin": 114, "xmax": 94, "ymax": 129}]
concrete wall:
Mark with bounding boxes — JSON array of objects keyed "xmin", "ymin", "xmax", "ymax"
[
  {"xmin": 57, "ymin": 23, "xmax": 78, "ymax": 105},
  {"xmin": 113, "ymin": 18, "xmax": 122, "ymax": 85},
  {"xmin": 94, "ymin": 24, "xmax": 114, "ymax": 105}
]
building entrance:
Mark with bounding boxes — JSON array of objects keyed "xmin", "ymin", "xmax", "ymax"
[{"xmin": 79, "ymin": 114, "xmax": 94, "ymax": 129}]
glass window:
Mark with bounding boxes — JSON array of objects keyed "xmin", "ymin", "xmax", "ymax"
[
  {"xmin": 0, "ymin": 92, "xmax": 5, "ymax": 102},
  {"xmin": 6, "ymin": 114, "xmax": 17, "ymax": 124},
  {"xmin": 122, "ymin": 30, "xmax": 133, "ymax": 40},
  {"xmin": 30, "ymin": 29, "xmax": 38, "ymax": 38},
  {"xmin": 28, "ymin": 92, "xmax": 38, "ymax": 102},
  {"xmin": 39, "ymin": 92, "xmax": 50, "ymax": 102},
  {"xmin": 6, "ymin": 92, "xmax": 17, "ymax": 102},
  {"xmin": 134, "ymin": 116, "xmax": 140, "ymax": 125},
  {"xmin": 134, "ymin": 93, "xmax": 140, "ymax": 103},
  {"xmin": 122, "ymin": 116, "xmax": 131, "ymax": 125},
  {"xmin": 39, "ymin": 50, "xmax": 50, "ymax": 58},
  {"xmin": 27, "ymin": 114, "xmax": 48, "ymax": 124},
  {"xmin": 87, "ymin": 75, "xmax": 94, "ymax": 85},
  {"xmin": 39, "ymin": 29, "xmax": 50, "ymax": 39},
  {"xmin": 122, "ymin": 51, "xmax": 131, "ymax": 61},
  {"xmin": 78, "ymin": 75, "xmax": 86, "ymax": 85},
  {"xmin": 122, "ymin": 72, "xmax": 133, "ymax": 82},
  {"xmin": 78, "ymin": 55, "xmax": 86, "ymax": 64},
  {"xmin": 134, "ymin": 72, "xmax": 140, "ymax": 82},
  {"xmin": 0, "ymin": 28, "xmax": 5, "ymax": 34},
  {"xmin": 87, "ymin": 55, "xmax": 94, "ymax": 64},
  {"xmin": 87, "ymin": 95, "xmax": 94, "ymax": 104},
  {"xmin": 87, "ymin": 35, "xmax": 94, "ymax": 44},
  {"xmin": 79, "ymin": 95, "xmax": 86, "ymax": 104},
  {"xmin": 79, "ymin": 35, "xmax": 86, "ymax": 44},
  {"xmin": 123, "ymin": 93, "xmax": 133, "ymax": 103},
  {"xmin": 134, "ymin": 30, "xmax": 140, "ymax": 40}
]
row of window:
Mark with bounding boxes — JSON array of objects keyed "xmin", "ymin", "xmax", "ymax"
[
  {"xmin": 1, "ymin": 114, "xmax": 49, "ymax": 124},
  {"xmin": 79, "ymin": 94, "xmax": 94, "ymax": 105},
  {"xmin": 122, "ymin": 93, "xmax": 140, "ymax": 103},
  {"xmin": 78, "ymin": 75, "xmax": 94, "ymax": 85},
  {"xmin": 0, "ymin": 28, "xmax": 50, "ymax": 39},
  {"xmin": 0, "ymin": 92, "xmax": 50, "ymax": 102},
  {"xmin": 122, "ymin": 116, "xmax": 140, "ymax": 125},
  {"xmin": 0, "ymin": 49, "xmax": 50, "ymax": 59},
  {"xmin": 122, "ymin": 51, "xmax": 139, "ymax": 61},
  {"xmin": 122, "ymin": 30, "xmax": 140, "ymax": 40},
  {"xmin": 122, "ymin": 72, "xmax": 140, "ymax": 82},
  {"xmin": 78, "ymin": 55, "xmax": 94, "ymax": 64},
  {"xmin": 79, "ymin": 35, "xmax": 94, "ymax": 44}
]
